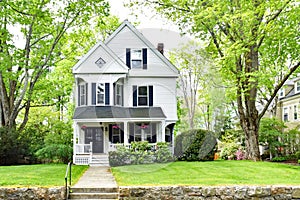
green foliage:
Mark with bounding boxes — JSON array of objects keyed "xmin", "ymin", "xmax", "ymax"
[
  {"xmin": 174, "ymin": 129, "xmax": 217, "ymax": 161},
  {"xmin": 109, "ymin": 142, "xmax": 173, "ymax": 167},
  {"xmin": 259, "ymin": 118, "xmax": 286, "ymax": 158},
  {"xmin": 219, "ymin": 129, "xmax": 244, "ymax": 160},
  {"xmin": 0, "ymin": 127, "xmax": 19, "ymax": 165},
  {"xmin": 35, "ymin": 121, "xmax": 73, "ymax": 164},
  {"xmin": 271, "ymin": 156, "xmax": 287, "ymax": 162}
]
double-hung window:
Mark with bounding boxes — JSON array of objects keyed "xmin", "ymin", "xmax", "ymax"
[
  {"xmin": 133, "ymin": 85, "xmax": 153, "ymax": 107},
  {"xmin": 79, "ymin": 84, "xmax": 87, "ymax": 106},
  {"xmin": 115, "ymin": 84, "xmax": 123, "ymax": 106},
  {"xmin": 283, "ymin": 107, "xmax": 289, "ymax": 122},
  {"xmin": 131, "ymin": 49, "xmax": 142, "ymax": 69},
  {"xmin": 297, "ymin": 81, "xmax": 300, "ymax": 93},
  {"xmin": 138, "ymin": 86, "xmax": 148, "ymax": 106},
  {"xmin": 96, "ymin": 83, "xmax": 105, "ymax": 105}
]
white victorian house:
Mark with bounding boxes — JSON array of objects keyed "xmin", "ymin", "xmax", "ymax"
[{"xmin": 72, "ymin": 20, "xmax": 179, "ymax": 165}]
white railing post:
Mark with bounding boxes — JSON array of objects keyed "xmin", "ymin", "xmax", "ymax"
[{"xmin": 89, "ymin": 142, "xmax": 93, "ymax": 163}]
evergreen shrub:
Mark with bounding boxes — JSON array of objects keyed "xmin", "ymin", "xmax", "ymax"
[{"xmin": 174, "ymin": 129, "xmax": 217, "ymax": 161}]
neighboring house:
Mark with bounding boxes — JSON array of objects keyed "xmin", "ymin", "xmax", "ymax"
[
  {"xmin": 72, "ymin": 20, "xmax": 179, "ymax": 165},
  {"xmin": 276, "ymin": 76, "xmax": 300, "ymax": 130}
]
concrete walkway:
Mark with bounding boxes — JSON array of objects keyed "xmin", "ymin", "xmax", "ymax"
[{"xmin": 73, "ymin": 166, "xmax": 118, "ymax": 188}]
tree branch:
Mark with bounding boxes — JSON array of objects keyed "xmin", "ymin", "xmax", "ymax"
[{"xmin": 259, "ymin": 61, "xmax": 300, "ymax": 120}]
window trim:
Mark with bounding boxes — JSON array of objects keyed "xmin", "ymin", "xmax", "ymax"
[
  {"xmin": 296, "ymin": 81, "xmax": 300, "ymax": 93},
  {"xmin": 129, "ymin": 122, "xmax": 157, "ymax": 143},
  {"xmin": 96, "ymin": 83, "xmax": 105, "ymax": 105},
  {"xmin": 137, "ymin": 86, "xmax": 148, "ymax": 106},
  {"xmin": 283, "ymin": 107, "xmax": 289, "ymax": 122},
  {"xmin": 79, "ymin": 84, "xmax": 87, "ymax": 106},
  {"xmin": 131, "ymin": 49, "xmax": 143, "ymax": 69},
  {"xmin": 294, "ymin": 105, "xmax": 298, "ymax": 121},
  {"xmin": 115, "ymin": 83, "xmax": 123, "ymax": 106},
  {"xmin": 278, "ymin": 88, "xmax": 285, "ymax": 98}
]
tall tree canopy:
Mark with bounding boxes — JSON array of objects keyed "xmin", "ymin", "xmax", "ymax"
[
  {"xmin": 130, "ymin": 0, "xmax": 300, "ymax": 160},
  {"xmin": 0, "ymin": 0, "xmax": 109, "ymax": 131}
]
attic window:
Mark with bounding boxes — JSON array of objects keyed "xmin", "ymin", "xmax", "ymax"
[{"xmin": 95, "ymin": 57, "xmax": 106, "ymax": 68}]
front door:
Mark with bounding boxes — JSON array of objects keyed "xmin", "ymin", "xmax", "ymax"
[{"xmin": 85, "ymin": 127, "xmax": 104, "ymax": 153}]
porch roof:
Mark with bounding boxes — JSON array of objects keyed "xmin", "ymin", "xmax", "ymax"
[{"xmin": 73, "ymin": 106, "xmax": 166, "ymax": 119}]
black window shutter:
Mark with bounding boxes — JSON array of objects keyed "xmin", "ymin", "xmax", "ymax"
[
  {"xmin": 133, "ymin": 85, "xmax": 137, "ymax": 107},
  {"xmin": 78, "ymin": 85, "xmax": 80, "ymax": 106},
  {"xmin": 126, "ymin": 48, "xmax": 131, "ymax": 68},
  {"xmin": 149, "ymin": 85, "xmax": 153, "ymax": 106},
  {"xmin": 142, "ymin": 48, "xmax": 147, "ymax": 69},
  {"xmin": 105, "ymin": 83, "xmax": 110, "ymax": 105},
  {"xmin": 92, "ymin": 83, "xmax": 96, "ymax": 105},
  {"xmin": 85, "ymin": 83, "xmax": 88, "ymax": 105}
]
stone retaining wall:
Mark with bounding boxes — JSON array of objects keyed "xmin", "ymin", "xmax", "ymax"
[
  {"xmin": 119, "ymin": 186, "xmax": 300, "ymax": 200},
  {"xmin": 0, "ymin": 187, "xmax": 65, "ymax": 200}
]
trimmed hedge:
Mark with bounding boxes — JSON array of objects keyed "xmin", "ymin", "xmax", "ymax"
[{"xmin": 174, "ymin": 129, "xmax": 217, "ymax": 161}]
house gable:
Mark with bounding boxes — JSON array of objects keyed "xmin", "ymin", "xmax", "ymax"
[
  {"xmin": 105, "ymin": 20, "xmax": 179, "ymax": 77},
  {"xmin": 72, "ymin": 41, "xmax": 129, "ymax": 74}
]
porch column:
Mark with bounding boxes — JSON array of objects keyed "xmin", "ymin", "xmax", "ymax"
[
  {"xmin": 161, "ymin": 120, "xmax": 166, "ymax": 142},
  {"xmin": 123, "ymin": 121, "xmax": 129, "ymax": 144},
  {"xmin": 73, "ymin": 121, "xmax": 78, "ymax": 155}
]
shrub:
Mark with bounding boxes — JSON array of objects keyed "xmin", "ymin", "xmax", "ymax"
[
  {"xmin": 220, "ymin": 142, "xmax": 240, "ymax": 160},
  {"xmin": 174, "ymin": 129, "xmax": 217, "ymax": 161},
  {"xmin": 108, "ymin": 141, "xmax": 173, "ymax": 167},
  {"xmin": 109, "ymin": 145, "xmax": 131, "ymax": 167},
  {"xmin": 271, "ymin": 156, "xmax": 287, "ymax": 162}
]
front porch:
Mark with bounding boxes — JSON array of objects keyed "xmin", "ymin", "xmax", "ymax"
[{"xmin": 73, "ymin": 121, "xmax": 174, "ymax": 165}]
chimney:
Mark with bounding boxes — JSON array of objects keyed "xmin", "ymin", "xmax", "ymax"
[{"xmin": 157, "ymin": 43, "xmax": 164, "ymax": 55}]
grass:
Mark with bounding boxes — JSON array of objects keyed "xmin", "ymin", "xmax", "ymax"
[
  {"xmin": 112, "ymin": 160, "xmax": 300, "ymax": 186},
  {"xmin": 0, "ymin": 164, "xmax": 88, "ymax": 187}
]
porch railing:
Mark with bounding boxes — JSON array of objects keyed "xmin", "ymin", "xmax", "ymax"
[
  {"xmin": 75, "ymin": 142, "xmax": 92, "ymax": 154},
  {"xmin": 109, "ymin": 143, "xmax": 158, "ymax": 151}
]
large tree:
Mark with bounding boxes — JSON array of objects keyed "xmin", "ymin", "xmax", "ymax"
[
  {"xmin": 130, "ymin": 0, "xmax": 300, "ymax": 160},
  {"xmin": 0, "ymin": 0, "xmax": 109, "ymax": 131}
]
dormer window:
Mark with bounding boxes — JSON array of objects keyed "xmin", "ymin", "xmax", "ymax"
[
  {"xmin": 126, "ymin": 48, "xmax": 147, "ymax": 69},
  {"xmin": 296, "ymin": 81, "xmax": 300, "ymax": 93},
  {"xmin": 279, "ymin": 88, "xmax": 284, "ymax": 98}
]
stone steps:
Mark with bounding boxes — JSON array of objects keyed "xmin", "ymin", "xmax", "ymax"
[
  {"xmin": 90, "ymin": 155, "xmax": 109, "ymax": 166},
  {"xmin": 69, "ymin": 187, "xmax": 118, "ymax": 199}
]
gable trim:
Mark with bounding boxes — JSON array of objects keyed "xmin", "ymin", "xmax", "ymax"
[
  {"xmin": 72, "ymin": 40, "xmax": 129, "ymax": 73},
  {"xmin": 104, "ymin": 20, "xmax": 179, "ymax": 75}
]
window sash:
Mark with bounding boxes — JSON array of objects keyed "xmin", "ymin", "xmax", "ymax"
[
  {"xmin": 79, "ymin": 85, "xmax": 86, "ymax": 106},
  {"xmin": 96, "ymin": 83, "xmax": 105, "ymax": 105},
  {"xmin": 138, "ymin": 86, "xmax": 148, "ymax": 106},
  {"xmin": 129, "ymin": 122, "xmax": 156, "ymax": 143},
  {"xmin": 131, "ymin": 49, "xmax": 142, "ymax": 68}
]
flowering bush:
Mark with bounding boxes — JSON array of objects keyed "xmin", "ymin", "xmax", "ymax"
[{"xmin": 235, "ymin": 149, "xmax": 245, "ymax": 160}]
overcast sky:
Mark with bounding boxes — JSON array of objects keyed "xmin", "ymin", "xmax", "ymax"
[{"xmin": 108, "ymin": 0, "xmax": 193, "ymax": 52}]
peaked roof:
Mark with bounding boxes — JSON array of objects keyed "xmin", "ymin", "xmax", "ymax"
[
  {"xmin": 72, "ymin": 40, "xmax": 129, "ymax": 73},
  {"xmin": 104, "ymin": 20, "xmax": 179, "ymax": 75}
]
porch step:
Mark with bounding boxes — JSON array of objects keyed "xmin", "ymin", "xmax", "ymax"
[
  {"xmin": 90, "ymin": 155, "xmax": 109, "ymax": 167},
  {"xmin": 69, "ymin": 187, "xmax": 118, "ymax": 199}
]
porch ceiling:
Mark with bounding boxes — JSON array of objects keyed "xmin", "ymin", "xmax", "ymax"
[{"xmin": 73, "ymin": 106, "xmax": 166, "ymax": 119}]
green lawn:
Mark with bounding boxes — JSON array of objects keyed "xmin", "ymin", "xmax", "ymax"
[
  {"xmin": 0, "ymin": 164, "xmax": 88, "ymax": 187},
  {"xmin": 112, "ymin": 160, "xmax": 300, "ymax": 186}
]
